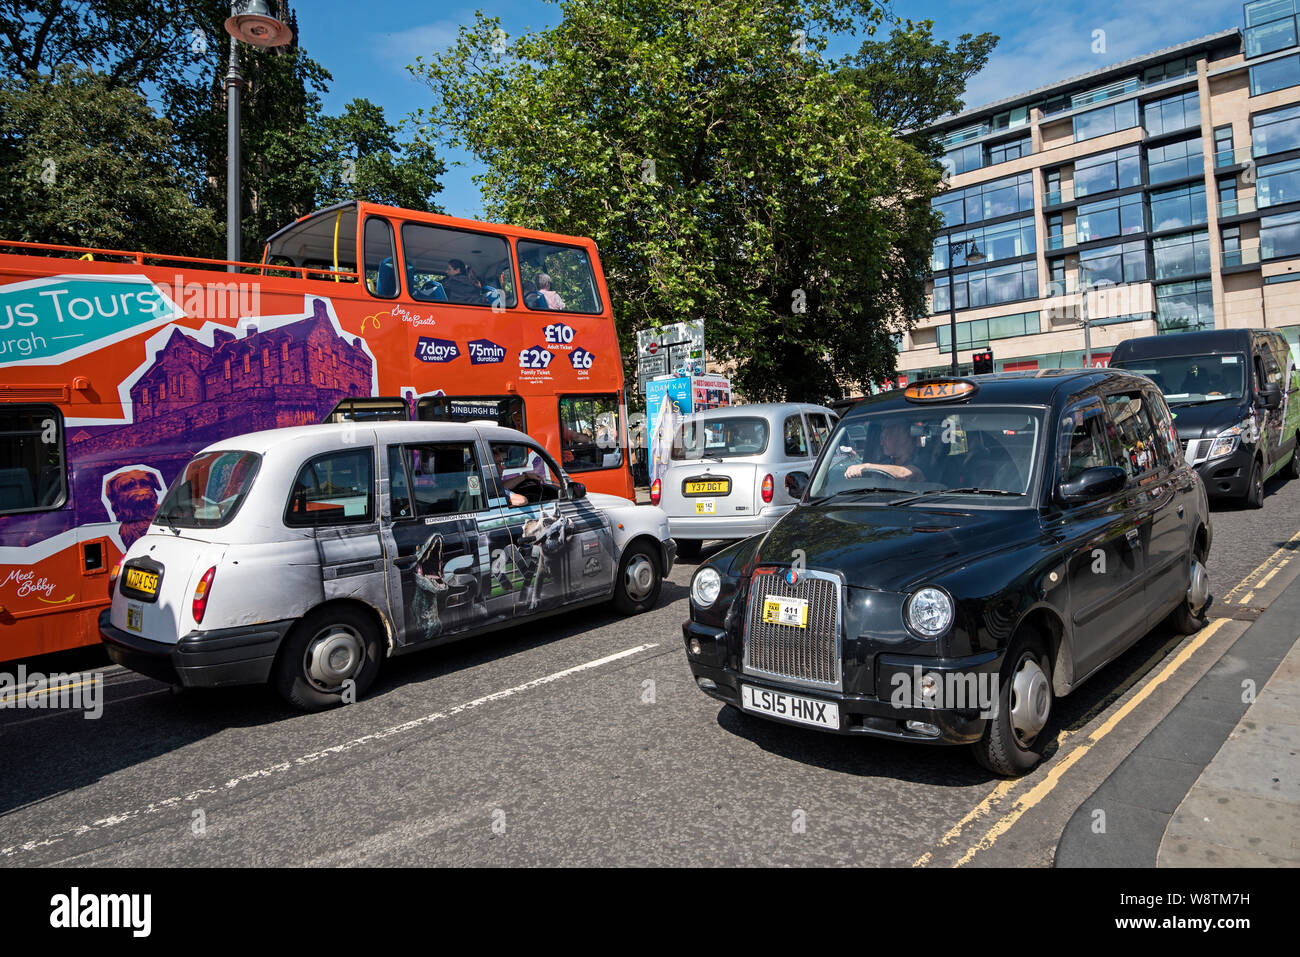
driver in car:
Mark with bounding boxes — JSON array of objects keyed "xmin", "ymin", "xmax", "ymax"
[
  {"xmin": 844, "ymin": 421, "xmax": 926, "ymax": 481},
  {"xmin": 492, "ymin": 445, "xmax": 532, "ymax": 506}
]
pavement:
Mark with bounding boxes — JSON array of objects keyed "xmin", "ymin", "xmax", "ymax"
[{"xmin": 1057, "ymin": 532, "xmax": 1300, "ymax": 867}]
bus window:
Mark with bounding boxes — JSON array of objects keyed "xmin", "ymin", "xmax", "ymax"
[
  {"xmin": 418, "ymin": 396, "xmax": 525, "ymax": 431},
  {"xmin": 518, "ymin": 240, "xmax": 602, "ymax": 314},
  {"xmin": 326, "ymin": 397, "xmax": 410, "ymax": 423},
  {"xmin": 364, "ymin": 217, "xmax": 399, "ymax": 298},
  {"xmin": 558, "ymin": 394, "xmax": 622, "ymax": 471},
  {"xmin": 0, "ymin": 405, "xmax": 65, "ymax": 513},
  {"xmin": 401, "ymin": 223, "xmax": 516, "ymax": 308},
  {"xmin": 264, "ymin": 202, "xmax": 358, "ymax": 280}
]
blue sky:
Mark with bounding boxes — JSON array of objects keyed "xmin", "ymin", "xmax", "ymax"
[{"xmin": 300, "ymin": 0, "xmax": 1249, "ymax": 219}]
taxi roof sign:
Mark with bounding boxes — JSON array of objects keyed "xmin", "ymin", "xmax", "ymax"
[{"xmin": 903, "ymin": 379, "xmax": 979, "ymax": 403}]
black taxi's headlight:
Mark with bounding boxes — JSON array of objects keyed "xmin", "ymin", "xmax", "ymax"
[
  {"xmin": 905, "ymin": 586, "xmax": 953, "ymax": 637},
  {"xmin": 691, "ymin": 567, "xmax": 722, "ymax": 608}
]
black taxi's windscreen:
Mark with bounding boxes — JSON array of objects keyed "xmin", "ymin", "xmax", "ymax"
[{"xmin": 808, "ymin": 408, "xmax": 1043, "ymax": 502}]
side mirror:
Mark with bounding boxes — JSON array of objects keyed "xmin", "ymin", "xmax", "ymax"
[
  {"xmin": 1057, "ymin": 465, "xmax": 1127, "ymax": 504},
  {"xmin": 568, "ymin": 481, "xmax": 587, "ymax": 500},
  {"xmin": 1260, "ymin": 382, "xmax": 1282, "ymax": 410},
  {"xmin": 785, "ymin": 471, "xmax": 810, "ymax": 498}
]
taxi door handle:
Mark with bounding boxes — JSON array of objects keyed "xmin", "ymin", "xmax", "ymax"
[
  {"xmin": 1125, "ymin": 528, "xmax": 1141, "ymax": 550},
  {"xmin": 1177, "ymin": 504, "xmax": 1184, "ymax": 517}
]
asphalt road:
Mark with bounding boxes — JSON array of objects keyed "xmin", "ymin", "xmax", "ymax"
[{"xmin": 2, "ymin": 472, "xmax": 1298, "ymax": 867}]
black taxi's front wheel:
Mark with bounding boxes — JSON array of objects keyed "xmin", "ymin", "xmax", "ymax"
[
  {"xmin": 612, "ymin": 542, "xmax": 662, "ymax": 615},
  {"xmin": 973, "ymin": 632, "xmax": 1054, "ymax": 777},
  {"xmin": 274, "ymin": 605, "xmax": 382, "ymax": 712}
]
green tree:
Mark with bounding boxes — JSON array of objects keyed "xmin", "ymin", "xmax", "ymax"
[
  {"xmin": 314, "ymin": 99, "xmax": 445, "ymax": 212},
  {"xmin": 412, "ymin": 0, "xmax": 967, "ymax": 401},
  {"xmin": 0, "ymin": 66, "xmax": 218, "ymax": 254}
]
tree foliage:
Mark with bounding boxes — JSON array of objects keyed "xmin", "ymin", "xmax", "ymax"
[{"xmin": 413, "ymin": 0, "xmax": 990, "ymax": 401}]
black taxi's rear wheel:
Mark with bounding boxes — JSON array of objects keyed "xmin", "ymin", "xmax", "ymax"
[
  {"xmin": 973, "ymin": 632, "xmax": 1054, "ymax": 777},
  {"xmin": 612, "ymin": 542, "xmax": 662, "ymax": 615},
  {"xmin": 275, "ymin": 606, "xmax": 382, "ymax": 712},
  {"xmin": 1164, "ymin": 541, "xmax": 1210, "ymax": 635}
]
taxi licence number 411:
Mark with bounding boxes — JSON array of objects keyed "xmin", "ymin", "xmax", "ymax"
[{"xmin": 761, "ymin": 595, "xmax": 807, "ymax": 627}]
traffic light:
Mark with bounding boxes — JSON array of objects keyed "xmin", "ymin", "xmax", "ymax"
[{"xmin": 972, "ymin": 350, "xmax": 994, "ymax": 375}]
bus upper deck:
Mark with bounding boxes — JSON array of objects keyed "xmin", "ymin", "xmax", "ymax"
[{"xmin": 0, "ymin": 201, "xmax": 633, "ymax": 660}]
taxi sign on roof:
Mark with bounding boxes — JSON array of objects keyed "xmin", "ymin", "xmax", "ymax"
[{"xmin": 904, "ymin": 379, "xmax": 978, "ymax": 403}]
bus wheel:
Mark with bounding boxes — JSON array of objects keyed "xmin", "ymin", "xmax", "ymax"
[
  {"xmin": 972, "ymin": 631, "xmax": 1053, "ymax": 777},
  {"xmin": 275, "ymin": 606, "xmax": 381, "ymax": 712},
  {"xmin": 612, "ymin": 542, "xmax": 662, "ymax": 615}
]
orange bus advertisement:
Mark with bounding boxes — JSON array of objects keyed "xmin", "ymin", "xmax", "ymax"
[{"xmin": 0, "ymin": 201, "xmax": 633, "ymax": 660}]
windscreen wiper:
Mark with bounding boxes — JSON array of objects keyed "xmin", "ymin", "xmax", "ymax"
[
  {"xmin": 808, "ymin": 486, "xmax": 898, "ymax": 504},
  {"xmin": 889, "ymin": 487, "xmax": 1022, "ymax": 505}
]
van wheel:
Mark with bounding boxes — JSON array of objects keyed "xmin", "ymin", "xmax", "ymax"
[
  {"xmin": 675, "ymin": 538, "xmax": 702, "ymax": 561},
  {"xmin": 1245, "ymin": 458, "xmax": 1265, "ymax": 509},
  {"xmin": 1288, "ymin": 436, "xmax": 1300, "ymax": 480},
  {"xmin": 612, "ymin": 542, "xmax": 662, "ymax": 615},
  {"xmin": 972, "ymin": 631, "xmax": 1053, "ymax": 777},
  {"xmin": 274, "ymin": 606, "xmax": 382, "ymax": 712}
]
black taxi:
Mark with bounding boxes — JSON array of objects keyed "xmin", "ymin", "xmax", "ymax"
[{"xmin": 682, "ymin": 370, "xmax": 1213, "ymax": 775}]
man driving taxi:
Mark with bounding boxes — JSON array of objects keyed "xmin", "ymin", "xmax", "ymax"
[{"xmin": 844, "ymin": 420, "xmax": 926, "ymax": 482}]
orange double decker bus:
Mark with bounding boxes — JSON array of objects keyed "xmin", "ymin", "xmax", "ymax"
[{"xmin": 0, "ymin": 201, "xmax": 633, "ymax": 660}]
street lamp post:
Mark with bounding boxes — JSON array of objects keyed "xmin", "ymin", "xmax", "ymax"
[
  {"xmin": 947, "ymin": 241, "xmax": 985, "ymax": 375},
  {"xmin": 1078, "ymin": 262, "xmax": 1094, "ymax": 368},
  {"xmin": 223, "ymin": 1, "xmax": 294, "ymax": 272}
]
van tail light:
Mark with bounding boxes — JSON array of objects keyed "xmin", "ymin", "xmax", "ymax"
[
  {"xmin": 192, "ymin": 566, "xmax": 217, "ymax": 624},
  {"xmin": 761, "ymin": 474, "xmax": 774, "ymax": 503},
  {"xmin": 109, "ymin": 557, "xmax": 125, "ymax": 598},
  {"xmin": 650, "ymin": 478, "xmax": 661, "ymax": 506}
]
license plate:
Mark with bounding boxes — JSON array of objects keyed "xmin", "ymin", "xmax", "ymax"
[
  {"xmin": 695, "ymin": 500, "xmax": 716, "ymax": 514},
  {"xmin": 762, "ymin": 595, "xmax": 808, "ymax": 628},
  {"xmin": 684, "ymin": 479, "xmax": 730, "ymax": 495},
  {"xmin": 742, "ymin": 684, "xmax": 839, "ymax": 729},
  {"xmin": 124, "ymin": 566, "xmax": 159, "ymax": 597},
  {"xmin": 125, "ymin": 602, "xmax": 143, "ymax": 633}
]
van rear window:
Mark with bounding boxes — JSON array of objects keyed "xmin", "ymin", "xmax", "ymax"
[{"xmin": 156, "ymin": 451, "xmax": 260, "ymax": 528}]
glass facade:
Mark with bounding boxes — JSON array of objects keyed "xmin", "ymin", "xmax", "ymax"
[
  {"xmin": 1144, "ymin": 90, "xmax": 1200, "ymax": 136},
  {"xmin": 1253, "ymin": 103, "xmax": 1300, "ymax": 157},
  {"xmin": 936, "ymin": 311, "xmax": 1042, "ymax": 351},
  {"xmin": 932, "ymin": 216, "xmax": 1035, "ymax": 270},
  {"xmin": 1155, "ymin": 279, "xmax": 1214, "ymax": 332},
  {"xmin": 1257, "ymin": 156, "xmax": 1300, "ymax": 206},
  {"xmin": 1073, "ymin": 145, "xmax": 1143, "ymax": 198},
  {"xmin": 1247, "ymin": 16, "xmax": 1298, "ymax": 57},
  {"xmin": 1080, "ymin": 240, "xmax": 1148, "ymax": 284},
  {"xmin": 931, "ymin": 261, "xmax": 1038, "ymax": 313},
  {"xmin": 1251, "ymin": 52, "xmax": 1300, "ymax": 95},
  {"xmin": 1147, "ymin": 135, "xmax": 1205, "ymax": 184},
  {"xmin": 1261, "ymin": 209, "xmax": 1300, "ymax": 258},
  {"xmin": 931, "ymin": 172, "xmax": 1034, "ymax": 227},
  {"xmin": 1153, "ymin": 230, "xmax": 1211, "ymax": 279},
  {"xmin": 1076, "ymin": 193, "xmax": 1147, "ymax": 241},
  {"xmin": 1074, "ymin": 100, "xmax": 1139, "ymax": 141},
  {"xmin": 1149, "ymin": 182, "xmax": 1208, "ymax": 231}
]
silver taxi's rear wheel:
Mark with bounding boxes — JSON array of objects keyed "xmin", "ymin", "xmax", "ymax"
[
  {"xmin": 612, "ymin": 542, "xmax": 662, "ymax": 615},
  {"xmin": 275, "ymin": 606, "xmax": 382, "ymax": 712}
]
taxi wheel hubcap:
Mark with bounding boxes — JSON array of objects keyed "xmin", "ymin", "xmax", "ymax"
[
  {"xmin": 1008, "ymin": 653, "xmax": 1050, "ymax": 746},
  {"xmin": 624, "ymin": 555, "xmax": 656, "ymax": 602},
  {"xmin": 1187, "ymin": 559, "xmax": 1209, "ymax": 614},
  {"xmin": 304, "ymin": 625, "xmax": 364, "ymax": 691}
]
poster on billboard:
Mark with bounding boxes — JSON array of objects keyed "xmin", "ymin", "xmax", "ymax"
[{"xmin": 645, "ymin": 376, "xmax": 692, "ymax": 485}]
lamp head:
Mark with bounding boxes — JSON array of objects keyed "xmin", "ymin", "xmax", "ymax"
[{"xmin": 224, "ymin": 0, "xmax": 293, "ymax": 47}]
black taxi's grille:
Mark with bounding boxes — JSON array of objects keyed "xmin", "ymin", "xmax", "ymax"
[{"xmin": 742, "ymin": 568, "xmax": 842, "ymax": 690}]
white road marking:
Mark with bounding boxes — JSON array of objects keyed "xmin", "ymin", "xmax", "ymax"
[{"xmin": 0, "ymin": 642, "xmax": 659, "ymax": 859}]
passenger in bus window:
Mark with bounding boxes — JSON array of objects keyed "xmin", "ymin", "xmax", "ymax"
[
  {"xmin": 536, "ymin": 273, "xmax": 566, "ymax": 310},
  {"xmin": 442, "ymin": 259, "xmax": 484, "ymax": 304},
  {"xmin": 522, "ymin": 280, "xmax": 547, "ymax": 310}
]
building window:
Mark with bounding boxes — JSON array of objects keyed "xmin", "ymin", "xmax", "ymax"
[
  {"xmin": 1153, "ymin": 230, "xmax": 1211, "ymax": 280},
  {"xmin": 224, "ymin": 360, "xmax": 231, "ymax": 380},
  {"xmin": 1252, "ymin": 103, "xmax": 1300, "ymax": 159},
  {"xmin": 1246, "ymin": 17, "xmax": 1298, "ymax": 58},
  {"xmin": 1250, "ymin": 52, "xmax": 1300, "ymax": 95},
  {"xmin": 933, "ymin": 215, "xmax": 1035, "ymax": 270},
  {"xmin": 262, "ymin": 347, "xmax": 269, "ymax": 366},
  {"xmin": 1076, "ymin": 193, "xmax": 1146, "ymax": 242},
  {"xmin": 1214, "ymin": 125, "xmax": 1235, "ymax": 167},
  {"xmin": 1143, "ymin": 91, "xmax": 1200, "ymax": 137},
  {"xmin": 930, "ymin": 172, "xmax": 1034, "ymax": 228},
  {"xmin": 1079, "ymin": 240, "xmax": 1148, "ymax": 285},
  {"xmin": 1222, "ymin": 225, "xmax": 1243, "ymax": 264},
  {"xmin": 931, "ymin": 261, "xmax": 1038, "ymax": 313},
  {"xmin": 1261, "ymin": 208, "xmax": 1300, "ymax": 257},
  {"xmin": 1155, "ymin": 279, "xmax": 1214, "ymax": 333},
  {"xmin": 1147, "ymin": 135, "xmax": 1205, "ymax": 184},
  {"xmin": 943, "ymin": 142, "xmax": 983, "ymax": 176},
  {"xmin": 243, "ymin": 354, "xmax": 250, "ymax": 374},
  {"xmin": 1149, "ymin": 182, "xmax": 1208, "ymax": 231},
  {"xmin": 1074, "ymin": 99, "xmax": 1139, "ymax": 142},
  {"xmin": 1073, "ymin": 145, "xmax": 1142, "ymax": 198},
  {"xmin": 1257, "ymin": 156, "xmax": 1300, "ymax": 207},
  {"xmin": 936, "ymin": 311, "xmax": 1041, "ymax": 351},
  {"xmin": 1072, "ymin": 78, "xmax": 1140, "ymax": 110},
  {"xmin": 985, "ymin": 135, "xmax": 1031, "ymax": 166},
  {"xmin": 1143, "ymin": 56, "xmax": 1197, "ymax": 85},
  {"xmin": 281, "ymin": 342, "xmax": 289, "ymax": 361},
  {"xmin": 1247, "ymin": 0, "xmax": 1295, "ymax": 28}
]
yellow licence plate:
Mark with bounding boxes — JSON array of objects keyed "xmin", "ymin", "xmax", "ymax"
[
  {"xmin": 124, "ymin": 567, "xmax": 159, "ymax": 596},
  {"xmin": 695, "ymin": 500, "xmax": 716, "ymax": 514},
  {"xmin": 685, "ymin": 480, "xmax": 729, "ymax": 495},
  {"xmin": 762, "ymin": 596, "xmax": 808, "ymax": 628}
]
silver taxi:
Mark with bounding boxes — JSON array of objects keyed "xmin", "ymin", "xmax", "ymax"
[{"xmin": 652, "ymin": 403, "xmax": 837, "ymax": 560}]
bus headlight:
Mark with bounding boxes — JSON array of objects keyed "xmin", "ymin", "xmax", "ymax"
[
  {"xmin": 906, "ymin": 587, "xmax": 953, "ymax": 637},
  {"xmin": 691, "ymin": 567, "xmax": 722, "ymax": 608}
]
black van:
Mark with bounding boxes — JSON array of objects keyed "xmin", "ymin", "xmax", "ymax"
[{"xmin": 1110, "ymin": 329, "xmax": 1300, "ymax": 507}]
